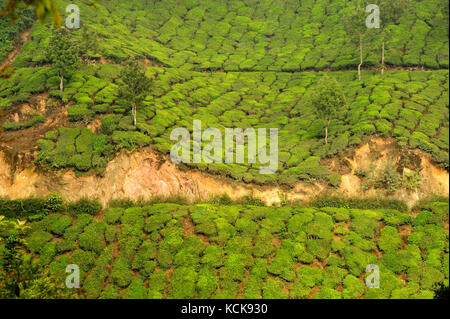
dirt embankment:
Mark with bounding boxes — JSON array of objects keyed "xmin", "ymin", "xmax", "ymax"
[{"xmin": 0, "ymin": 137, "xmax": 448, "ymax": 207}]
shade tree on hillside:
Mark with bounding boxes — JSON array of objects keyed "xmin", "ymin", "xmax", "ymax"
[
  {"xmin": 118, "ymin": 57, "xmax": 153, "ymax": 126},
  {"xmin": 47, "ymin": 27, "xmax": 80, "ymax": 92},
  {"xmin": 306, "ymin": 76, "xmax": 346, "ymax": 145},
  {"xmin": 375, "ymin": 0, "xmax": 412, "ymax": 75},
  {"xmin": 343, "ymin": 0, "xmax": 373, "ymax": 80}
]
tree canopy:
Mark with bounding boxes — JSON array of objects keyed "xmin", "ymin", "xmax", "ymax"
[{"xmin": 306, "ymin": 76, "xmax": 346, "ymax": 144}]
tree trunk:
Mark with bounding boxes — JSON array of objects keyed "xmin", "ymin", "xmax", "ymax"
[
  {"xmin": 59, "ymin": 75, "xmax": 64, "ymax": 92},
  {"xmin": 358, "ymin": 34, "xmax": 363, "ymax": 81},
  {"xmin": 325, "ymin": 126, "xmax": 328, "ymax": 145},
  {"xmin": 132, "ymin": 105, "xmax": 137, "ymax": 126},
  {"xmin": 381, "ymin": 29, "xmax": 385, "ymax": 76}
]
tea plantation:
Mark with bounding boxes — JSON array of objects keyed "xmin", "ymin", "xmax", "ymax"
[
  {"xmin": 0, "ymin": 198, "xmax": 448, "ymax": 299},
  {"xmin": 13, "ymin": 0, "xmax": 450, "ymax": 70},
  {"xmin": 0, "ymin": 0, "xmax": 448, "ymax": 184},
  {"xmin": 1, "ymin": 64, "xmax": 448, "ymax": 184}
]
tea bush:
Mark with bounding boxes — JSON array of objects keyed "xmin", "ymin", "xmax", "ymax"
[{"xmin": 2, "ymin": 200, "xmax": 446, "ymax": 299}]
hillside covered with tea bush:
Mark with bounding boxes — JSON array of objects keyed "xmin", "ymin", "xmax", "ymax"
[
  {"xmin": 0, "ymin": 0, "xmax": 448, "ymax": 187},
  {"xmin": 0, "ymin": 0, "xmax": 449, "ymax": 301},
  {"xmin": 1, "ymin": 65, "xmax": 448, "ymax": 184},
  {"xmin": 0, "ymin": 196, "xmax": 448, "ymax": 299},
  {"xmin": 0, "ymin": 0, "xmax": 448, "ymax": 185},
  {"xmin": 11, "ymin": 0, "xmax": 450, "ymax": 70}
]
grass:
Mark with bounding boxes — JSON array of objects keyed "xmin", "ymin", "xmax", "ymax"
[{"xmin": 0, "ymin": 197, "xmax": 447, "ymax": 299}]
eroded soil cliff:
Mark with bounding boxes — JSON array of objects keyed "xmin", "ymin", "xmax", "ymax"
[{"xmin": 0, "ymin": 137, "xmax": 447, "ymax": 207}]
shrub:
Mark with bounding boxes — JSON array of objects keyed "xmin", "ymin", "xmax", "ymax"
[
  {"xmin": 343, "ymin": 248, "xmax": 377, "ymax": 277},
  {"xmin": 71, "ymin": 249, "xmax": 96, "ymax": 273},
  {"xmin": 378, "ymin": 226, "xmax": 403, "ymax": 253},
  {"xmin": 121, "ymin": 277, "xmax": 148, "ymax": 299},
  {"xmin": 67, "ymin": 198, "xmax": 102, "ymax": 216},
  {"xmin": 44, "ymin": 193, "xmax": 65, "ymax": 212},
  {"xmin": 38, "ymin": 242, "xmax": 58, "ymax": 266},
  {"xmin": 289, "ymin": 282, "xmax": 312, "ymax": 299},
  {"xmin": 0, "ymin": 197, "xmax": 49, "ymax": 219},
  {"xmin": 342, "ymin": 275, "xmax": 366, "ymax": 299},
  {"xmin": 296, "ymin": 266, "xmax": 323, "ymax": 288},
  {"xmin": 262, "ymin": 278, "xmax": 288, "ymax": 299},
  {"xmin": 167, "ymin": 267, "xmax": 198, "ymax": 299},
  {"xmin": 322, "ymin": 266, "xmax": 348, "ymax": 288},
  {"xmin": 79, "ymin": 222, "xmax": 107, "ymax": 255},
  {"xmin": 27, "ymin": 230, "xmax": 53, "ymax": 253},
  {"xmin": 306, "ymin": 239, "xmax": 332, "ymax": 260},
  {"xmin": 312, "ymin": 287, "xmax": 341, "ymax": 299},
  {"xmin": 2, "ymin": 121, "xmax": 23, "ymax": 131},
  {"xmin": 351, "ymin": 215, "xmax": 379, "ymax": 239},
  {"xmin": 110, "ymin": 256, "xmax": 133, "ymax": 288},
  {"xmin": 103, "ymin": 207, "xmax": 124, "ymax": 225},
  {"xmin": 328, "ymin": 173, "xmax": 342, "ymax": 188},
  {"xmin": 148, "ymin": 269, "xmax": 168, "ymax": 294},
  {"xmin": 112, "ymin": 131, "xmax": 151, "ymax": 151},
  {"xmin": 197, "ymin": 267, "xmax": 219, "ymax": 299},
  {"xmin": 267, "ymin": 249, "xmax": 295, "ymax": 281},
  {"xmin": 43, "ymin": 214, "xmax": 72, "ymax": 236},
  {"xmin": 201, "ymin": 245, "xmax": 224, "ymax": 268},
  {"xmin": 68, "ymin": 105, "xmax": 94, "ymax": 122}
]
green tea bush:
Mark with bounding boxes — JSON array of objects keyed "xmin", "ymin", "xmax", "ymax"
[
  {"xmin": 342, "ymin": 275, "xmax": 366, "ymax": 299},
  {"xmin": 79, "ymin": 222, "xmax": 107, "ymax": 255},
  {"xmin": 42, "ymin": 214, "xmax": 72, "ymax": 236},
  {"xmin": 328, "ymin": 173, "xmax": 342, "ymax": 188},
  {"xmin": 67, "ymin": 198, "xmax": 102, "ymax": 216},
  {"xmin": 5, "ymin": 199, "xmax": 447, "ymax": 299},
  {"xmin": 378, "ymin": 226, "xmax": 403, "ymax": 253},
  {"xmin": 262, "ymin": 278, "xmax": 288, "ymax": 299},
  {"xmin": 110, "ymin": 256, "xmax": 133, "ymax": 288}
]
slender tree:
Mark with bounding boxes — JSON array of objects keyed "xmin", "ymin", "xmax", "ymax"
[
  {"xmin": 47, "ymin": 27, "xmax": 80, "ymax": 92},
  {"xmin": 119, "ymin": 58, "xmax": 152, "ymax": 126},
  {"xmin": 343, "ymin": 1, "xmax": 369, "ymax": 81},
  {"xmin": 376, "ymin": 0, "xmax": 411, "ymax": 75},
  {"xmin": 306, "ymin": 76, "xmax": 346, "ymax": 145}
]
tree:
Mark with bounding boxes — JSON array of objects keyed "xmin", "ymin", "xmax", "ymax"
[
  {"xmin": 343, "ymin": 1, "xmax": 370, "ymax": 81},
  {"xmin": 0, "ymin": 217, "xmax": 76, "ymax": 299},
  {"xmin": 375, "ymin": 0, "xmax": 411, "ymax": 75},
  {"xmin": 306, "ymin": 76, "xmax": 346, "ymax": 144},
  {"xmin": 119, "ymin": 58, "xmax": 152, "ymax": 126},
  {"xmin": 47, "ymin": 27, "xmax": 80, "ymax": 92},
  {"xmin": 79, "ymin": 27, "xmax": 99, "ymax": 62}
]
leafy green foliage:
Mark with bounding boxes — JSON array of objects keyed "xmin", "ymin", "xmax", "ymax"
[
  {"xmin": 1, "ymin": 199, "xmax": 447, "ymax": 299},
  {"xmin": 46, "ymin": 26, "xmax": 80, "ymax": 91}
]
